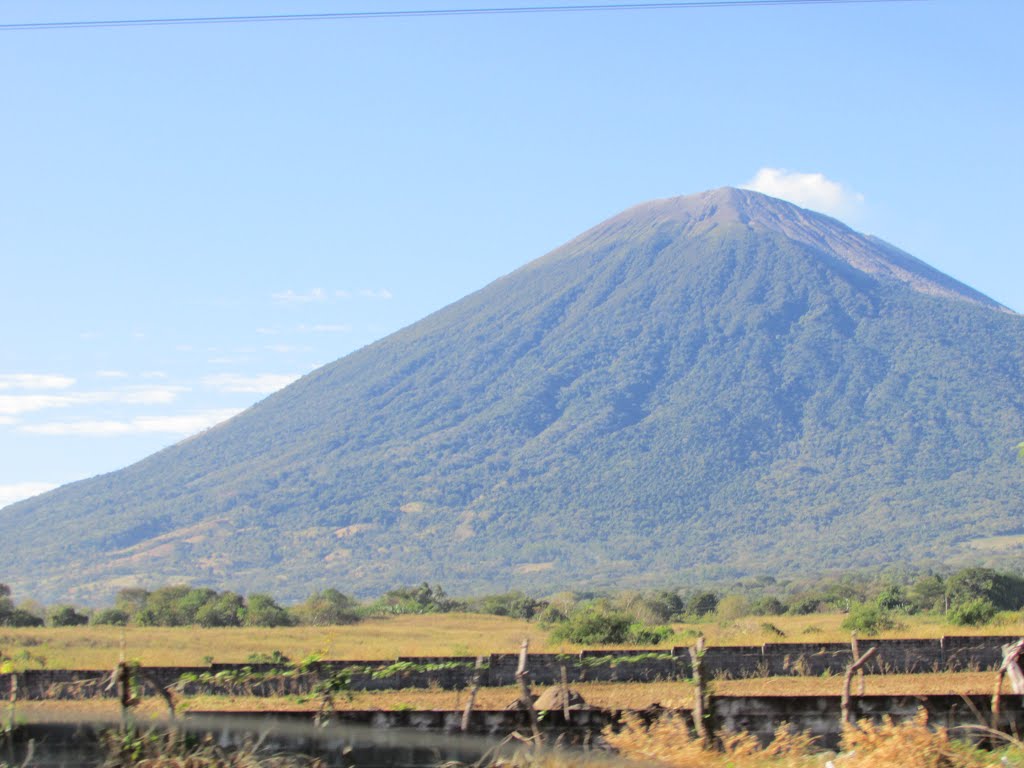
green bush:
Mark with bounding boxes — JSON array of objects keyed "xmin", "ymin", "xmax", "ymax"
[
  {"xmin": 49, "ymin": 605, "xmax": 89, "ymax": 627},
  {"xmin": 549, "ymin": 608, "xmax": 670, "ymax": 645},
  {"xmin": 92, "ymin": 608, "xmax": 130, "ymax": 626},
  {"xmin": 840, "ymin": 603, "xmax": 902, "ymax": 634},
  {"xmin": 549, "ymin": 609, "xmax": 633, "ymax": 644},
  {"xmin": 948, "ymin": 597, "xmax": 997, "ymax": 626}
]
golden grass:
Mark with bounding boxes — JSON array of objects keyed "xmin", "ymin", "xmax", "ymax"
[
  {"xmin": 0, "ymin": 614, "xmax": 556, "ymax": 670},
  {"xmin": 2, "ymin": 611, "xmax": 1021, "ymax": 672},
  {"xmin": 602, "ymin": 709, "xmax": 1021, "ymax": 768},
  {"xmin": 673, "ymin": 612, "xmax": 1024, "ymax": 646}
]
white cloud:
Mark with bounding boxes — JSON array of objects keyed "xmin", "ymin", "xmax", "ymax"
[
  {"xmin": 0, "ymin": 416, "xmax": 16, "ymax": 425},
  {"xmin": 0, "ymin": 386, "xmax": 185, "ymax": 415},
  {"xmin": 299, "ymin": 324, "xmax": 352, "ymax": 333},
  {"xmin": 0, "ymin": 393, "xmax": 101, "ymax": 416},
  {"xmin": 0, "ymin": 482, "xmax": 58, "ymax": 508},
  {"xmin": 266, "ymin": 344, "xmax": 296, "ymax": 354},
  {"xmin": 359, "ymin": 288, "xmax": 393, "ymax": 300},
  {"xmin": 141, "ymin": 371, "xmax": 168, "ymax": 379},
  {"xmin": 96, "ymin": 370, "xmax": 129, "ymax": 379},
  {"xmin": 335, "ymin": 290, "xmax": 352, "ymax": 299},
  {"xmin": 740, "ymin": 168, "xmax": 864, "ymax": 217},
  {"xmin": 119, "ymin": 386, "xmax": 188, "ymax": 404},
  {"xmin": 273, "ymin": 288, "xmax": 326, "ymax": 304},
  {"xmin": 255, "ymin": 327, "xmax": 278, "ymax": 335},
  {"xmin": 202, "ymin": 373, "xmax": 299, "ymax": 394},
  {"xmin": 0, "ymin": 374, "xmax": 75, "ymax": 390},
  {"xmin": 21, "ymin": 408, "xmax": 243, "ymax": 437}
]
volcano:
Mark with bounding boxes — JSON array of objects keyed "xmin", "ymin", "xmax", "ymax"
[{"xmin": 6, "ymin": 188, "xmax": 1024, "ymax": 602}]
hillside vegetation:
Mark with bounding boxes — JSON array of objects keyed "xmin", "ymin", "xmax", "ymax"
[{"xmin": 4, "ymin": 188, "xmax": 1024, "ymax": 602}]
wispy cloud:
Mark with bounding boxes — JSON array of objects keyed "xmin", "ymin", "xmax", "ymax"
[
  {"xmin": 256, "ymin": 327, "xmax": 278, "ymax": 335},
  {"xmin": 21, "ymin": 408, "xmax": 243, "ymax": 437},
  {"xmin": 359, "ymin": 288, "xmax": 393, "ymax": 300},
  {"xmin": 141, "ymin": 371, "xmax": 168, "ymax": 379},
  {"xmin": 202, "ymin": 373, "xmax": 299, "ymax": 394},
  {"xmin": 0, "ymin": 386, "xmax": 186, "ymax": 415},
  {"xmin": 272, "ymin": 288, "xmax": 326, "ymax": 304},
  {"xmin": 96, "ymin": 370, "xmax": 129, "ymax": 379},
  {"xmin": 0, "ymin": 374, "xmax": 75, "ymax": 390},
  {"xmin": 0, "ymin": 393, "xmax": 101, "ymax": 416},
  {"xmin": 335, "ymin": 290, "xmax": 352, "ymax": 299},
  {"xmin": 741, "ymin": 168, "xmax": 864, "ymax": 217},
  {"xmin": 0, "ymin": 482, "xmax": 59, "ymax": 508},
  {"xmin": 299, "ymin": 324, "xmax": 352, "ymax": 333},
  {"xmin": 119, "ymin": 386, "xmax": 188, "ymax": 404}
]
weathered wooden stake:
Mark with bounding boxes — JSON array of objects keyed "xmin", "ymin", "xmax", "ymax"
[
  {"xmin": 841, "ymin": 646, "xmax": 877, "ymax": 726},
  {"xmin": 516, "ymin": 639, "xmax": 543, "ymax": 745},
  {"xmin": 560, "ymin": 665, "xmax": 571, "ymax": 722},
  {"xmin": 460, "ymin": 656, "xmax": 484, "ymax": 733},
  {"xmin": 850, "ymin": 632, "xmax": 865, "ymax": 696},
  {"xmin": 688, "ymin": 635, "xmax": 711, "ymax": 746}
]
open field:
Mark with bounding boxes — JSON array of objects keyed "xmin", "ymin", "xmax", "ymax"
[{"xmin": 2, "ymin": 612, "xmax": 1021, "ymax": 671}]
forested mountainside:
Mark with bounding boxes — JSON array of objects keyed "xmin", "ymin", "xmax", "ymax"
[{"xmin": 5, "ymin": 188, "xmax": 1023, "ymax": 603}]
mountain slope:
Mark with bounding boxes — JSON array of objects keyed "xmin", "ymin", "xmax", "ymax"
[{"xmin": 5, "ymin": 188, "xmax": 1024, "ymax": 602}]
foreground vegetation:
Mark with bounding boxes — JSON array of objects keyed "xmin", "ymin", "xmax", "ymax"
[
  {"xmin": 603, "ymin": 710, "xmax": 1024, "ymax": 767},
  {"xmin": 5, "ymin": 706, "xmax": 1023, "ymax": 768}
]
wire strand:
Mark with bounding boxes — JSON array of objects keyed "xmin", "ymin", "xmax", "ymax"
[{"xmin": 0, "ymin": 0, "xmax": 929, "ymax": 32}]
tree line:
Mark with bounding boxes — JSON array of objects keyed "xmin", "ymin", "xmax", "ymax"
[{"xmin": 3, "ymin": 566, "xmax": 1024, "ymax": 636}]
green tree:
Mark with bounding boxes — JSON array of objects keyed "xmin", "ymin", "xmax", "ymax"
[
  {"xmin": 291, "ymin": 589, "xmax": 361, "ymax": 625},
  {"xmin": 685, "ymin": 591, "xmax": 719, "ymax": 618},
  {"xmin": 49, "ymin": 605, "xmax": 89, "ymax": 627},
  {"xmin": 243, "ymin": 594, "xmax": 293, "ymax": 627},
  {"xmin": 946, "ymin": 568, "xmax": 1024, "ymax": 612},
  {"xmin": 195, "ymin": 593, "xmax": 244, "ymax": 627},
  {"xmin": 92, "ymin": 608, "xmax": 130, "ymax": 626}
]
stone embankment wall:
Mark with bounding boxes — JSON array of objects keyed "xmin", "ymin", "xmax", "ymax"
[{"xmin": 1, "ymin": 635, "xmax": 1016, "ymax": 700}]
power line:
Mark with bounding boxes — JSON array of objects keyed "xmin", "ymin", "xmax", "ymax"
[{"xmin": 0, "ymin": 0, "xmax": 929, "ymax": 32}]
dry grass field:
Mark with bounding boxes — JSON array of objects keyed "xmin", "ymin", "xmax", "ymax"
[{"xmin": 2, "ymin": 611, "xmax": 1021, "ymax": 671}]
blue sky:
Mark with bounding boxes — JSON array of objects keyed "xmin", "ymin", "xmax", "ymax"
[{"xmin": 1, "ymin": 0, "xmax": 1021, "ymax": 507}]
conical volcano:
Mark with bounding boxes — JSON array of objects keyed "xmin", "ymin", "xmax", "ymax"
[{"xmin": 6, "ymin": 188, "xmax": 1024, "ymax": 602}]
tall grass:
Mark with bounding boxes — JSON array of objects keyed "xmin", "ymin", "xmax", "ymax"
[{"xmin": 603, "ymin": 710, "xmax": 1024, "ymax": 767}]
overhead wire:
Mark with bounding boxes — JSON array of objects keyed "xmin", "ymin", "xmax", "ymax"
[{"xmin": 0, "ymin": 0, "xmax": 930, "ymax": 32}]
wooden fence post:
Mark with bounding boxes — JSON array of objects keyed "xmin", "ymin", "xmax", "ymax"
[
  {"xmin": 460, "ymin": 656, "xmax": 484, "ymax": 733},
  {"xmin": 841, "ymin": 646, "xmax": 877, "ymax": 726},
  {"xmin": 516, "ymin": 639, "xmax": 543, "ymax": 745},
  {"xmin": 688, "ymin": 636, "xmax": 711, "ymax": 746},
  {"xmin": 850, "ymin": 632, "xmax": 865, "ymax": 696}
]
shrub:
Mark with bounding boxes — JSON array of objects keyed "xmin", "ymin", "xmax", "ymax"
[
  {"xmin": 626, "ymin": 622, "xmax": 674, "ymax": 645},
  {"xmin": 750, "ymin": 596, "xmax": 786, "ymax": 616},
  {"xmin": 49, "ymin": 605, "xmax": 89, "ymax": 627},
  {"xmin": 841, "ymin": 603, "xmax": 902, "ymax": 634},
  {"xmin": 291, "ymin": 588, "xmax": 361, "ymax": 625},
  {"xmin": 550, "ymin": 609, "xmax": 633, "ymax": 644},
  {"xmin": 948, "ymin": 597, "xmax": 996, "ymax": 626},
  {"xmin": 92, "ymin": 608, "xmax": 130, "ymax": 626},
  {"xmin": 243, "ymin": 594, "xmax": 293, "ymax": 627}
]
